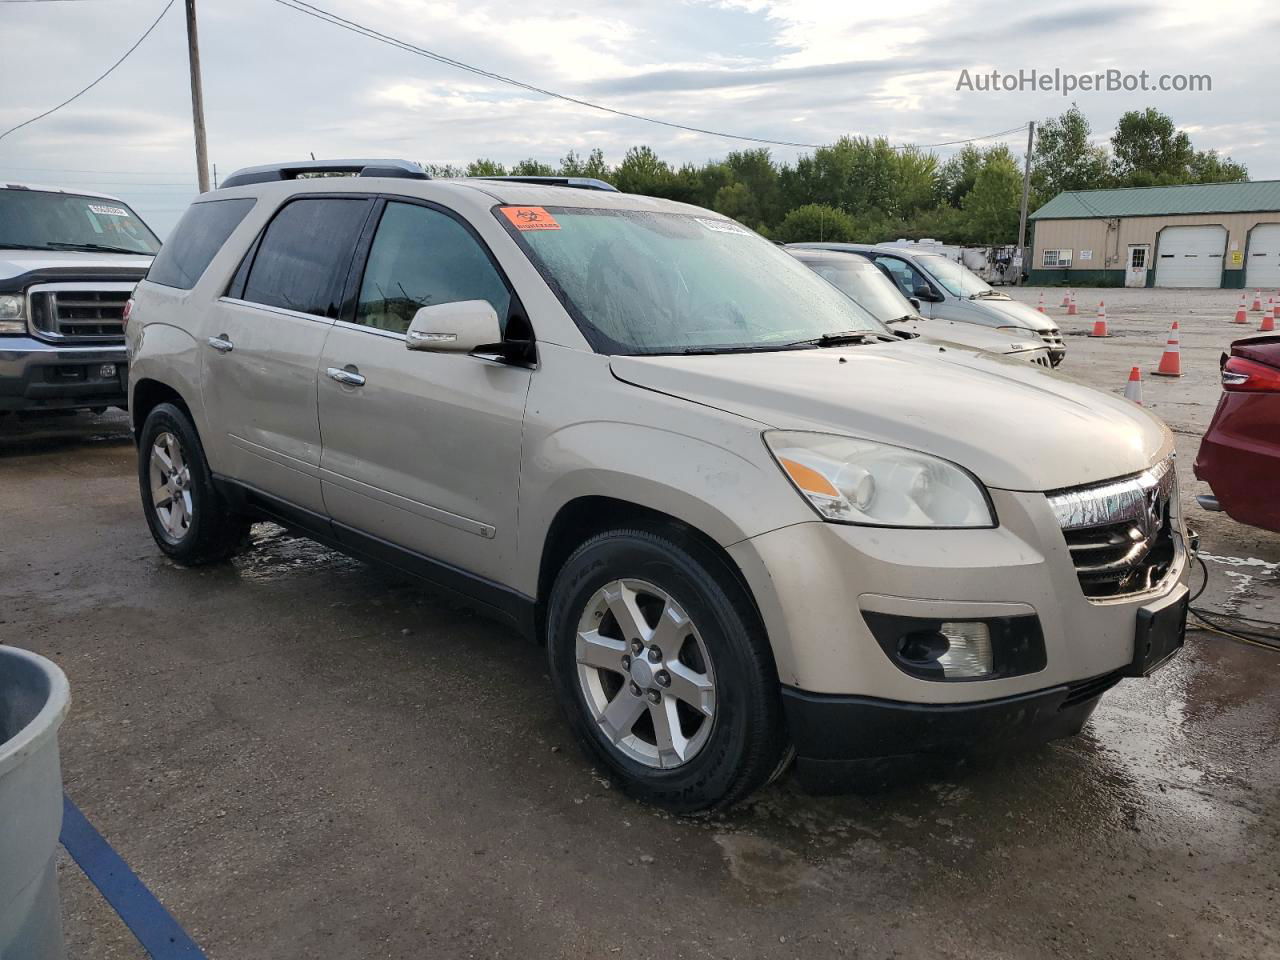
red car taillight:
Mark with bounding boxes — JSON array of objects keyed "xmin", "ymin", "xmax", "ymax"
[{"xmin": 1223, "ymin": 355, "xmax": 1280, "ymax": 392}]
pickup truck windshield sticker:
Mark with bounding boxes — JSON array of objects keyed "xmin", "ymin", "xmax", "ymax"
[
  {"xmin": 501, "ymin": 206, "xmax": 560, "ymax": 231},
  {"xmin": 696, "ymin": 217, "xmax": 752, "ymax": 236},
  {"xmin": 88, "ymin": 204, "xmax": 130, "ymax": 217}
]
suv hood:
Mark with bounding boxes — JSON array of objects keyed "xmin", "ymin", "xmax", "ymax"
[
  {"xmin": 611, "ymin": 341, "xmax": 1172, "ymax": 491},
  {"xmin": 0, "ymin": 248, "xmax": 153, "ymax": 284},
  {"xmin": 965, "ymin": 294, "xmax": 1057, "ymax": 333},
  {"xmin": 896, "ymin": 316, "xmax": 1045, "ymax": 356}
]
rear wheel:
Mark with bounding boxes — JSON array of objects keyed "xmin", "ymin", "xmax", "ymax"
[
  {"xmin": 547, "ymin": 528, "xmax": 787, "ymax": 812},
  {"xmin": 138, "ymin": 402, "xmax": 248, "ymax": 565}
]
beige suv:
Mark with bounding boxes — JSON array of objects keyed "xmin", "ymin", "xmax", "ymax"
[{"xmin": 127, "ymin": 160, "xmax": 1190, "ymax": 811}]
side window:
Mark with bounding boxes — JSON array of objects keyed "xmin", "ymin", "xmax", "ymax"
[
  {"xmin": 874, "ymin": 256, "xmax": 928, "ymax": 298},
  {"xmin": 242, "ymin": 198, "xmax": 371, "ymax": 318},
  {"xmin": 354, "ymin": 202, "xmax": 511, "ymax": 335},
  {"xmin": 146, "ymin": 198, "xmax": 255, "ymax": 290}
]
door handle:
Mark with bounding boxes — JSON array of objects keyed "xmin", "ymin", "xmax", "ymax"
[
  {"xmin": 207, "ymin": 335, "xmax": 234, "ymax": 353},
  {"xmin": 327, "ymin": 366, "xmax": 366, "ymax": 387}
]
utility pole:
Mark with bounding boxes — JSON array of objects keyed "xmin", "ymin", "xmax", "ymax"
[
  {"xmin": 185, "ymin": 0, "xmax": 210, "ymax": 193},
  {"xmin": 1015, "ymin": 120, "xmax": 1035, "ymax": 286}
]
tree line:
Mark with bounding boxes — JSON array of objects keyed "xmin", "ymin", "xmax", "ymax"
[{"xmin": 425, "ymin": 107, "xmax": 1247, "ymax": 247}]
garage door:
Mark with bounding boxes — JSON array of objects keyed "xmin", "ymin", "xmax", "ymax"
[
  {"xmin": 1246, "ymin": 223, "xmax": 1280, "ymax": 288},
  {"xmin": 1155, "ymin": 225, "xmax": 1227, "ymax": 288}
]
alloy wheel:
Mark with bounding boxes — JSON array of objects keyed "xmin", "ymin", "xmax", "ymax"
[
  {"xmin": 149, "ymin": 431, "xmax": 193, "ymax": 541},
  {"xmin": 575, "ymin": 578, "xmax": 717, "ymax": 769}
]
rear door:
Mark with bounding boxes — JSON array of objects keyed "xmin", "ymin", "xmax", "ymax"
[
  {"xmin": 316, "ymin": 198, "xmax": 531, "ymax": 584},
  {"xmin": 201, "ymin": 195, "xmax": 373, "ymax": 515}
]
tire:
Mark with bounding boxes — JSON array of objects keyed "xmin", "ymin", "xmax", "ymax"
[
  {"xmin": 546, "ymin": 527, "xmax": 787, "ymax": 812},
  {"xmin": 137, "ymin": 402, "xmax": 249, "ymax": 565}
]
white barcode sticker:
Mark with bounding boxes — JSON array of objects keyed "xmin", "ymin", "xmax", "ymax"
[
  {"xmin": 696, "ymin": 217, "xmax": 752, "ymax": 236},
  {"xmin": 88, "ymin": 204, "xmax": 129, "ymax": 217}
]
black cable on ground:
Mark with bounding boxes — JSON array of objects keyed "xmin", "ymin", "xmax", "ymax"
[{"xmin": 1187, "ymin": 553, "xmax": 1280, "ymax": 653}]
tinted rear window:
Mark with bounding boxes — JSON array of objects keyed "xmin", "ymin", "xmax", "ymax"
[
  {"xmin": 146, "ymin": 198, "xmax": 255, "ymax": 289},
  {"xmin": 242, "ymin": 197, "xmax": 371, "ymax": 318}
]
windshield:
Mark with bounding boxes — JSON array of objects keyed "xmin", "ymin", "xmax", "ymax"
[
  {"xmin": 0, "ymin": 189, "xmax": 160, "ymax": 254},
  {"xmin": 501, "ymin": 206, "xmax": 887, "ymax": 354},
  {"xmin": 797, "ymin": 256, "xmax": 916, "ymax": 323},
  {"xmin": 914, "ymin": 253, "xmax": 992, "ymax": 298}
]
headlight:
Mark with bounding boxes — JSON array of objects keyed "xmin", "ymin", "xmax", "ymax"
[
  {"xmin": 0, "ymin": 294, "xmax": 23, "ymax": 334},
  {"xmin": 765, "ymin": 431, "xmax": 995, "ymax": 528}
]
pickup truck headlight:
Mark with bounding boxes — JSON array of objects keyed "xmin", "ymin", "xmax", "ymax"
[
  {"xmin": 0, "ymin": 294, "xmax": 24, "ymax": 334},
  {"xmin": 765, "ymin": 431, "xmax": 995, "ymax": 528}
]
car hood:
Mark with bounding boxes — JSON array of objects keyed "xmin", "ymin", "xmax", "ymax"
[
  {"xmin": 895, "ymin": 317, "xmax": 1044, "ymax": 355},
  {"xmin": 965, "ymin": 294, "xmax": 1057, "ymax": 333},
  {"xmin": 611, "ymin": 340, "xmax": 1173, "ymax": 491},
  {"xmin": 0, "ymin": 248, "xmax": 153, "ymax": 283}
]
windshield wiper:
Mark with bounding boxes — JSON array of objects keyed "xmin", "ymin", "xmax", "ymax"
[
  {"xmin": 969, "ymin": 290, "xmax": 1003, "ymax": 299},
  {"xmin": 885, "ymin": 315, "xmax": 915, "ymax": 324},
  {"xmin": 45, "ymin": 241, "xmax": 146, "ymax": 255},
  {"xmin": 678, "ymin": 343, "xmax": 806, "ymax": 355},
  {"xmin": 786, "ymin": 330, "xmax": 888, "ymax": 348}
]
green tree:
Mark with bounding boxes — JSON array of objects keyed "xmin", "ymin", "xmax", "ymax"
[
  {"xmin": 558, "ymin": 148, "xmax": 610, "ymax": 180},
  {"xmin": 938, "ymin": 145, "xmax": 985, "ymax": 208},
  {"xmin": 1031, "ymin": 105, "xmax": 1111, "ymax": 206},
  {"xmin": 962, "ymin": 145, "xmax": 1022, "ymax": 244},
  {"xmin": 1110, "ymin": 108, "xmax": 1195, "ymax": 185},
  {"xmin": 422, "ymin": 162, "xmax": 464, "ymax": 178},
  {"xmin": 893, "ymin": 147, "xmax": 940, "ymax": 217},
  {"xmin": 772, "ymin": 203, "xmax": 858, "ymax": 243},
  {"xmin": 465, "ymin": 158, "xmax": 507, "ymax": 177},
  {"xmin": 510, "ymin": 158, "xmax": 556, "ymax": 176},
  {"xmin": 612, "ymin": 146, "xmax": 672, "ymax": 195},
  {"xmin": 1189, "ymin": 149, "xmax": 1248, "ymax": 183}
]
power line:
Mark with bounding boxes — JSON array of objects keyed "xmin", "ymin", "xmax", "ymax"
[
  {"xmin": 269, "ymin": 0, "xmax": 1028, "ymax": 154},
  {"xmin": 0, "ymin": 0, "xmax": 176, "ymax": 144}
]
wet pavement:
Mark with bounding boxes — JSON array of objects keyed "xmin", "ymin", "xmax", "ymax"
[{"xmin": 2, "ymin": 288, "xmax": 1279, "ymax": 960}]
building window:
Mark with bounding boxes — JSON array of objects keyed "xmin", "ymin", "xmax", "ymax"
[{"xmin": 1042, "ymin": 248, "xmax": 1073, "ymax": 268}]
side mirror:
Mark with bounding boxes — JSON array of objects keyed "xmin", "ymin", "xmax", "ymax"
[
  {"xmin": 908, "ymin": 296, "xmax": 921, "ymax": 311},
  {"xmin": 406, "ymin": 300, "xmax": 501, "ymax": 353},
  {"xmin": 913, "ymin": 282, "xmax": 940, "ymax": 302}
]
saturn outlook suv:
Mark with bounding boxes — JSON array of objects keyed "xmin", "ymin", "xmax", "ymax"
[
  {"xmin": 126, "ymin": 160, "xmax": 1190, "ymax": 811},
  {"xmin": 1, "ymin": 182, "xmax": 160, "ymax": 414}
]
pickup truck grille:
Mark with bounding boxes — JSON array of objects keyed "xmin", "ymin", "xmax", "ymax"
[
  {"xmin": 1046, "ymin": 457, "xmax": 1178, "ymax": 600},
  {"xmin": 28, "ymin": 284, "xmax": 132, "ymax": 343}
]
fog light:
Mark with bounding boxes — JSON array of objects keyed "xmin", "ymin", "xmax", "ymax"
[
  {"xmin": 936, "ymin": 622, "xmax": 993, "ymax": 678},
  {"xmin": 99, "ymin": 364, "xmax": 117, "ymax": 379}
]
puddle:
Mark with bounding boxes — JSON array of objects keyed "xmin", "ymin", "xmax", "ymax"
[{"xmin": 232, "ymin": 523, "xmax": 362, "ymax": 583}]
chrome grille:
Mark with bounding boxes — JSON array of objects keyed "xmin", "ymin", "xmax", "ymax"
[
  {"xmin": 27, "ymin": 283, "xmax": 132, "ymax": 343},
  {"xmin": 1047, "ymin": 457, "xmax": 1177, "ymax": 600}
]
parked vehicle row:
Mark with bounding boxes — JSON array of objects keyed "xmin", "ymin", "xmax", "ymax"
[
  {"xmin": 0, "ymin": 183, "xmax": 157, "ymax": 414},
  {"xmin": 124, "ymin": 159, "xmax": 1188, "ymax": 810}
]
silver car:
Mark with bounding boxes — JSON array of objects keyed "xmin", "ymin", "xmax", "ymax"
[
  {"xmin": 127, "ymin": 160, "xmax": 1186, "ymax": 811},
  {"xmin": 788, "ymin": 248, "xmax": 1052, "ymax": 366},
  {"xmin": 789, "ymin": 242, "xmax": 1066, "ymax": 365}
]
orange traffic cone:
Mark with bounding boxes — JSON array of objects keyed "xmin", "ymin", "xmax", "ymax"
[
  {"xmin": 1234, "ymin": 293, "xmax": 1248, "ymax": 324},
  {"xmin": 1123, "ymin": 366, "xmax": 1143, "ymax": 405},
  {"xmin": 1262, "ymin": 303, "xmax": 1277, "ymax": 333},
  {"xmin": 1251, "ymin": 290, "xmax": 1263, "ymax": 311},
  {"xmin": 1060, "ymin": 290, "xmax": 1071, "ymax": 307},
  {"xmin": 1066, "ymin": 293, "xmax": 1077, "ymax": 316},
  {"xmin": 1089, "ymin": 301, "xmax": 1109, "ymax": 337},
  {"xmin": 1152, "ymin": 321, "xmax": 1183, "ymax": 377},
  {"xmin": 1037, "ymin": 292, "xmax": 1046, "ymax": 313}
]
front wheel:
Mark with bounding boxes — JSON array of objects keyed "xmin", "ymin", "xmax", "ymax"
[
  {"xmin": 546, "ymin": 528, "xmax": 787, "ymax": 812},
  {"xmin": 138, "ymin": 402, "xmax": 248, "ymax": 565}
]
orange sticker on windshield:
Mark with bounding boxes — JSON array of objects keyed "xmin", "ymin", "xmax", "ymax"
[{"xmin": 500, "ymin": 206, "xmax": 560, "ymax": 231}]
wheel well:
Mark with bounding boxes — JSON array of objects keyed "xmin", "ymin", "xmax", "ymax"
[
  {"xmin": 131, "ymin": 379, "xmax": 190, "ymax": 442},
  {"xmin": 534, "ymin": 496, "xmax": 763, "ymax": 646}
]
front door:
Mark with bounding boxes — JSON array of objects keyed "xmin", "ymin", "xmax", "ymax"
[
  {"xmin": 201, "ymin": 195, "xmax": 374, "ymax": 515},
  {"xmin": 316, "ymin": 199, "xmax": 531, "ymax": 584},
  {"xmin": 1126, "ymin": 244, "xmax": 1150, "ymax": 288}
]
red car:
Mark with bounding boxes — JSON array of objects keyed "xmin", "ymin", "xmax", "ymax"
[{"xmin": 1194, "ymin": 334, "xmax": 1280, "ymax": 533}]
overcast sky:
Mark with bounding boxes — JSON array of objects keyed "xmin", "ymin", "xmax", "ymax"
[{"xmin": 3, "ymin": 0, "xmax": 1274, "ymax": 235}]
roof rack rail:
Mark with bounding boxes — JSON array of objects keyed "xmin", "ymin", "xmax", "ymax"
[
  {"xmin": 221, "ymin": 159, "xmax": 429, "ymax": 189},
  {"xmin": 474, "ymin": 175, "xmax": 619, "ymax": 193}
]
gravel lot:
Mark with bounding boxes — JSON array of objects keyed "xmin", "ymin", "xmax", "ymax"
[{"xmin": 2, "ymin": 285, "xmax": 1277, "ymax": 959}]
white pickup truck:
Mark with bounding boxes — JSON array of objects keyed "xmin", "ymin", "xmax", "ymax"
[{"xmin": 0, "ymin": 183, "xmax": 159, "ymax": 414}]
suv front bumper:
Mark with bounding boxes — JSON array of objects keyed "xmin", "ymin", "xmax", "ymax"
[
  {"xmin": 0, "ymin": 336, "xmax": 128, "ymax": 412},
  {"xmin": 728, "ymin": 485, "xmax": 1190, "ymax": 766}
]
